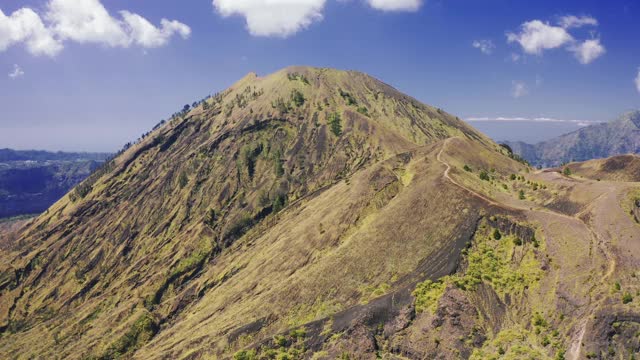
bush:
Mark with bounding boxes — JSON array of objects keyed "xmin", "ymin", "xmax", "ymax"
[
  {"xmin": 563, "ymin": 167, "xmax": 572, "ymax": 176},
  {"xmin": 623, "ymin": 292, "xmax": 633, "ymax": 304},
  {"xmin": 493, "ymin": 229, "xmax": 502, "ymax": 240},
  {"xmin": 463, "ymin": 165, "xmax": 472, "ymax": 172},
  {"xmin": 519, "ymin": 190, "xmax": 526, "ymax": 200},
  {"xmin": 479, "ymin": 171, "xmax": 490, "ymax": 181},
  {"xmin": 513, "ymin": 237, "xmax": 523, "ymax": 246},
  {"xmin": 233, "ymin": 350, "xmax": 257, "ymax": 360},
  {"xmin": 356, "ymin": 106, "xmax": 369, "ymax": 116},
  {"xmin": 510, "ymin": 174, "xmax": 517, "ymax": 180},
  {"xmin": 339, "ymin": 89, "xmax": 357, "ymax": 106},
  {"xmin": 290, "ymin": 89, "xmax": 305, "ymax": 107},
  {"xmin": 413, "ymin": 279, "xmax": 445, "ymax": 314}
]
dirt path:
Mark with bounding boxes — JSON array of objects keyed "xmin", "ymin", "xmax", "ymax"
[{"xmin": 437, "ymin": 138, "xmax": 622, "ymax": 360}]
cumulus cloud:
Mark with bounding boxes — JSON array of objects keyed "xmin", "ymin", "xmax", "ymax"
[
  {"xmin": 8, "ymin": 64, "xmax": 24, "ymax": 79},
  {"xmin": 570, "ymin": 39, "xmax": 605, "ymax": 64},
  {"xmin": 0, "ymin": 0, "xmax": 190, "ymax": 56},
  {"xmin": 511, "ymin": 81, "xmax": 528, "ymax": 98},
  {"xmin": 636, "ymin": 68, "xmax": 640, "ymax": 94},
  {"xmin": 472, "ymin": 39, "xmax": 495, "ymax": 55},
  {"xmin": 212, "ymin": 0, "xmax": 422, "ymax": 37},
  {"xmin": 507, "ymin": 15, "xmax": 605, "ymax": 64},
  {"xmin": 120, "ymin": 11, "xmax": 191, "ymax": 48},
  {"xmin": 558, "ymin": 15, "xmax": 598, "ymax": 29},
  {"xmin": 367, "ymin": 0, "xmax": 423, "ymax": 12},
  {"xmin": 507, "ymin": 20, "xmax": 573, "ymax": 55},
  {"xmin": 213, "ymin": 0, "xmax": 327, "ymax": 37},
  {"xmin": 0, "ymin": 8, "xmax": 62, "ymax": 56}
]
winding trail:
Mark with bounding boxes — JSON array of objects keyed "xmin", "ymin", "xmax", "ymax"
[{"xmin": 437, "ymin": 137, "xmax": 620, "ymax": 360}]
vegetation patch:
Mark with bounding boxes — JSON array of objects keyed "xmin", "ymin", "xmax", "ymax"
[
  {"xmin": 99, "ymin": 312, "xmax": 159, "ymax": 359},
  {"xmin": 328, "ymin": 112, "xmax": 342, "ymax": 136}
]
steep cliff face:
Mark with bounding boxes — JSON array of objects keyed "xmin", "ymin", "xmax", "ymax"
[{"xmin": 1, "ymin": 67, "xmax": 639, "ymax": 360}]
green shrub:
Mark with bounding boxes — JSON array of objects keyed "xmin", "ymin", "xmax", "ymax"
[
  {"xmin": 339, "ymin": 89, "xmax": 357, "ymax": 106},
  {"xmin": 479, "ymin": 171, "xmax": 490, "ymax": 181},
  {"xmin": 291, "ymin": 89, "xmax": 305, "ymax": 107},
  {"xmin": 233, "ymin": 350, "xmax": 257, "ymax": 360},
  {"xmin": 463, "ymin": 165, "xmax": 472, "ymax": 172},
  {"xmin": 623, "ymin": 292, "xmax": 633, "ymax": 304},
  {"xmin": 493, "ymin": 229, "xmax": 502, "ymax": 240},
  {"xmin": 356, "ymin": 106, "xmax": 369, "ymax": 117},
  {"xmin": 413, "ymin": 279, "xmax": 445, "ymax": 314},
  {"xmin": 102, "ymin": 313, "xmax": 159, "ymax": 358},
  {"xmin": 272, "ymin": 193, "xmax": 288, "ymax": 213},
  {"xmin": 563, "ymin": 167, "xmax": 572, "ymax": 176},
  {"xmin": 519, "ymin": 190, "xmax": 526, "ymax": 200},
  {"xmin": 513, "ymin": 237, "xmax": 522, "ymax": 246}
]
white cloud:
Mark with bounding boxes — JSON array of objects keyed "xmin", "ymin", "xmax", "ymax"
[
  {"xmin": 367, "ymin": 0, "xmax": 423, "ymax": 12},
  {"xmin": 472, "ymin": 39, "xmax": 495, "ymax": 55},
  {"xmin": 212, "ymin": 0, "xmax": 422, "ymax": 37},
  {"xmin": 120, "ymin": 11, "xmax": 191, "ymax": 48},
  {"xmin": 212, "ymin": 0, "xmax": 327, "ymax": 37},
  {"xmin": 570, "ymin": 38, "xmax": 605, "ymax": 64},
  {"xmin": 0, "ymin": 8, "xmax": 62, "ymax": 56},
  {"xmin": 511, "ymin": 81, "xmax": 528, "ymax": 98},
  {"xmin": 635, "ymin": 68, "xmax": 640, "ymax": 94},
  {"xmin": 8, "ymin": 64, "xmax": 24, "ymax": 79},
  {"xmin": 559, "ymin": 15, "xmax": 598, "ymax": 29},
  {"xmin": 507, "ymin": 20, "xmax": 573, "ymax": 55},
  {"xmin": 0, "ymin": 0, "xmax": 190, "ymax": 56},
  {"xmin": 507, "ymin": 15, "xmax": 606, "ymax": 65}
]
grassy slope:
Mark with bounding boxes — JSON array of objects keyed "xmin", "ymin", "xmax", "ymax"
[
  {"xmin": 0, "ymin": 67, "xmax": 497, "ymax": 358},
  {"xmin": 1, "ymin": 67, "xmax": 638, "ymax": 360}
]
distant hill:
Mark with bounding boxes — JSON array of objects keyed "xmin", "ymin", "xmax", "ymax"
[
  {"xmin": 0, "ymin": 150, "xmax": 111, "ymax": 218},
  {"xmin": 0, "ymin": 149, "xmax": 110, "ymax": 162},
  {"xmin": 506, "ymin": 110, "xmax": 640, "ymax": 167}
]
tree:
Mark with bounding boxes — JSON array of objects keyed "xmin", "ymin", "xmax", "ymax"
[
  {"xmin": 328, "ymin": 112, "xmax": 342, "ymax": 136},
  {"xmin": 519, "ymin": 190, "xmax": 526, "ymax": 200},
  {"xmin": 563, "ymin": 167, "xmax": 572, "ymax": 176},
  {"xmin": 463, "ymin": 165, "xmax": 472, "ymax": 172},
  {"xmin": 493, "ymin": 229, "xmax": 502, "ymax": 240},
  {"xmin": 182, "ymin": 104, "xmax": 191, "ymax": 113},
  {"xmin": 479, "ymin": 171, "xmax": 490, "ymax": 181}
]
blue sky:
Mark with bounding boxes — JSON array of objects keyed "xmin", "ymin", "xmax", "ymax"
[{"xmin": 1, "ymin": 0, "xmax": 639, "ymax": 151}]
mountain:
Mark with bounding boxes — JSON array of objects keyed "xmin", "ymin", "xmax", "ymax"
[
  {"xmin": 506, "ymin": 110, "xmax": 640, "ymax": 167},
  {"xmin": 1, "ymin": 67, "xmax": 639, "ymax": 360},
  {"xmin": 0, "ymin": 150, "xmax": 111, "ymax": 219}
]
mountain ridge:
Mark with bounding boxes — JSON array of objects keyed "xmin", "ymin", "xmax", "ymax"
[
  {"xmin": 1, "ymin": 67, "xmax": 639, "ymax": 360},
  {"xmin": 506, "ymin": 110, "xmax": 640, "ymax": 167}
]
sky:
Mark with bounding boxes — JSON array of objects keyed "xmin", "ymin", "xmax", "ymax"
[{"xmin": 1, "ymin": 0, "xmax": 639, "ymax": 152}]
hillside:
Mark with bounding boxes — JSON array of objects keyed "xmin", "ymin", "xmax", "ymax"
[
  {"xmin": 0, "ymin": 150, "xmax": 111, "ymax": 219},
  {"xmin": 507, "ymin": 110, "xmax": 640, "ymax": 167},
  {"xmin": 0, "ymin": 67, "xmax": 639, "ymax": 360}
]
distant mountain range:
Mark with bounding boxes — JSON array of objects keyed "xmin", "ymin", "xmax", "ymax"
[
  {"xmin": 505, "ymin": 110, "xmax": 640, "ymax": 167},
  {"xmin": 0, "ymin": 149, "xmax": 111, "ymax": 218}
]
